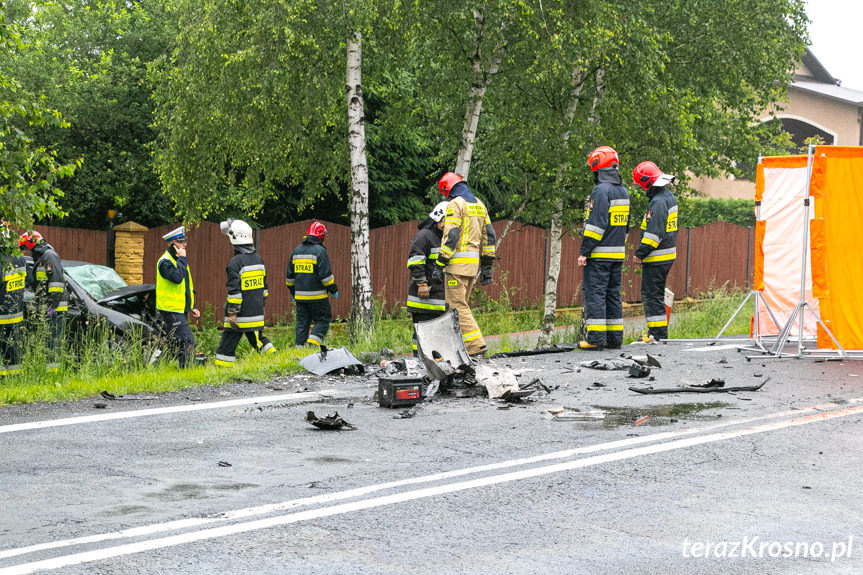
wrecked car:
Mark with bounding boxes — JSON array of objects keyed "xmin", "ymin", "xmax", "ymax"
[{"xmin": 24, "ymin": 258, "xmax": 162, "ymax": 341}]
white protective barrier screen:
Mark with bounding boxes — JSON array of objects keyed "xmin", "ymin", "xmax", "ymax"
[{"xmin": 753, "ymin": 156, "xmax": 818, "ymax": 337}]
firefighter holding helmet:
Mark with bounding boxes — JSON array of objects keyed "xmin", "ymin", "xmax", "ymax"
[
  {"xmin": 286, "ymin": 222, "xmax": 338, "ymax": 347},
  {"xmin": 406, "ymin": 201, "xmax": 449, "ymax": 355},
  {"xmin": 18, "ymin": 230, "xmax": 67, "ymax": 371},
  {"xmin": 577, "ymin": 146, "xmax": 630, "ymax": 350},
  {"xmin": 433, "ymin": 172, "xmax": 496, "ymax": 357},
  {"xmin": 214, "ymin": 219, "xmax": 275, "ymax": 367},
  {"xmin": 632, "ymin": 161, "xmax": 678, "ymax": 341}
]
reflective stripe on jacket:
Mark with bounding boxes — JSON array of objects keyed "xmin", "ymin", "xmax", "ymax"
[
  {"xmin": 440, "ymin": 187, "xmax": 496, "ymax": 276},
  {"xmin": 406, "ymin": 219, "xmax": 445, "ymax": 314},
  {"xmin": 286, "ymin": 237, "xmax": 336, "ymax": 301},
  {"xmin": 635, "ymin": 187, "xmax": 678, "ymax": 265},
  {"xmin": 580, "ymin": 169, "xmax": 630, "ymax": 261},
  {"xmin": 223, "ymin": 251, "xmax": 268, "ymax": 331}
]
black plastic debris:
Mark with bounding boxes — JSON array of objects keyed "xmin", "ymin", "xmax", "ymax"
[
  {"xmin": 380, "ymin": 348, "xmax": 395, "ymax": 359},
  {"xmin": 100, "ymin": 390, "xmax": 154, "ymax": 401},
  {"xmin": 393, "ymin": 405, "xmax": 420, "ymax": 419},
  {"xmin": 580, "ymin": 358, "xmax": 636, "ymax": 371},
  {"xmin": 630, "ymin": 377, "xmax": 771, "ymax": 394},
  {"xmin": 628, "ymin": 364, "xmax": 651, "ymax": 378},
  {"xmin": 93, "ymin": 403, "xmax": 108, "ymax": 409},
  {"xmin": 218, "ymin": 461, "xmax": 232, "ymax": 467},
  {"xmin": 300, "ymin": 346, "xmax": 364, "ymax": 376},
  {"xmin": 381, "ymin": 359, "xmax": 408, "ymax": 376},
  {"xmin": 491, "ymin": 344, "xmax": 577, "ymax": 358},
  {"xmin": 304, "ymin": 411, "xmax": 357, "ymax": 430}
]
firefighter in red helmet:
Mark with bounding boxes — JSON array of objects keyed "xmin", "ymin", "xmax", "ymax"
[
  {"xmin": 433, "ymin": 171, "xmax": 496, "ymax": 357},
  {"xmin": 578, "ymin": 146, "xmax": 630, "ymax": 350},
  {"xmin": 286, "ymin": 222, "xmax": 338, "ymax": 347},
  {"xmin": 632, "ymin": 161, "xmax": 678, "ymax": 341},
  {"xmin": 19, "ymin": 230, "xmax": 67, "ymax": 371}
]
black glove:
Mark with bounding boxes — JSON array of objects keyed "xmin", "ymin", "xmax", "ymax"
[
  {"xmin": 479, "ymin": 268, "xmax": 493, "ymax": 286},
  {"xmin": 326, "ymin": 283, "xmax": 339, "ymax": 294},
  {"xmin": 431, "ymin": 265, "xmax": 444, "ymax": 283}
]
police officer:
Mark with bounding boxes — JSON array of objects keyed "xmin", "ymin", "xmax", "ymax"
[
  {"xmin": 286, "ymin": 222, "xmax": 338, "ymax": 347},
  {"xmin": 155, "ymin": 226, "xmax": 199, "ymax": 368},
  {"xmin": 433, "ymin": 172, "xmax": 496, "ymax": 357},
  {"xmin": 214, "ymin": 219, "xmax": 275, "ymax": 367},
  {"xmin": 578, "ymin": 146, "xmax": 630, "ymax": 350},
  {"xmin": 632, "ymin": 161, "xmax": 678, "ymax": 341},
  {"xmin": 1, "ymin": 223, "xmax": 26, "ymax": 376},
  {"xmin": 19, "ymin": 231, "xmax": 67, "ymax": 371},
  {"xmin": 406, "ymin": 202, "xmax": 448, "ymax": 355}
]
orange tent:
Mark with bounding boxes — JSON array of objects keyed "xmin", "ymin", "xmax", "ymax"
[
  {"xmin": 809, "ymin": 146, "xmax": 863, "ymax": 350},
  {"xmin": 753, "ymin": 155, "xmax": 819, "ymax": 337}
]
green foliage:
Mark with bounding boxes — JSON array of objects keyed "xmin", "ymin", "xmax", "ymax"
[
  {"xmin": 4, "ymin": 0, "xmax": 172, "ymax": 229},
  {"xmin": 678, "ymin": 198, "xmax": 756, "ymax": 228},
  {"xmin": 0, "ymin": 7, "xmax": 78, "ymax": 241}
]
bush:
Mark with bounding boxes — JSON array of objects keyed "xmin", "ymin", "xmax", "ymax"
[{"xmin": 678, "ymin": 197, "xmax": 755, "ymax": 228}]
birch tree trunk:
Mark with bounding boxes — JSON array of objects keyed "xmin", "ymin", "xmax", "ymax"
[
  {"xmin": 454, "ymin": 10, "xmax": 507, "ymax": 180},
  {"xmin": 346, "ymin": 30, "xmax": 373, "ymax": 341},
  {"xmin": 536, "ymin": 66, "xmax": 590, "ymax": 347}
]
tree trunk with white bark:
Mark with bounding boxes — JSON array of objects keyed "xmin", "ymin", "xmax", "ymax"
[{"xmin": 346, "ymin": 30, "xmax": 374, "ymax": 341}]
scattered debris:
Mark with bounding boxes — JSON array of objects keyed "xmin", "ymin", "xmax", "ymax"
[
  {"xmin": 93, "ymin": 403, "xmax": 107, "ymax": 409},
  {"xmin": 393, "ymin": 406, "xmax": 420, "ymax": 419},
  {"xmin": 380, "ymin": 348, "xmax": 395, "ymax": 359},
  {"xmin": 414, "ymin": 310, "xmax": 473, "ymax": 383},
  {"xmin": 100, "ymin": 390, "xmax": 155, "ymax": 401},
  {"xmin": 491, "ymin": 344, "xmax": 577, "ymax": 358},
  {"xmin": 304, "ymin": 411, "xmax": 356, "ymax": 430},
  {"xmin": 546, "ymin": 407, "xmax": 606, "ymax": 421},
  {"xmin": 633, "ymin": 416, "xmax": 649, "ymax": 426},
  {"xmin": 630, "ymin": 377, "xmax": 771, "ymax": 394},
  {"xmin": 380, "ymin": 359, "xmax": 408, "ymax": 376},
  {"xmin": 591, "ymin": 382, "xmax": 606, "ymax": 388},
  {"xmin": 378, "ymin": 376, "xmax": 423, "ymax": 408},
  {"xmin": 632, "ymin": 354, "xmax": 662, "ymax": 368},
  {"xmin": 628, "ymin": 364, "xmax": 651, "ymax": 378},
  {"xmin": 718, "ymin": 357, "xmax": 728, "ymax": 364},
  {"xmin": 300, "ymin": 346, "xmax": 364, "ymax": 376},
  {"xmin": 218, "ymin": 461, "xmax": 232, "ymax": 467},
  {"xmin": 580, "ymin": 358, "xmax": 637, "ymax": 371},
  {"xmin": 474, "ymin": 364, "xmax": 537, "ymax": 400}
]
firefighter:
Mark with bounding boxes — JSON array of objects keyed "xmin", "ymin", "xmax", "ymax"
[
  {"xmin": 214, "ymin": 219, "xmax": 276, "ymax": 367},
  {"xmin": 155, "ymin": 226, "xmax": 200, "ymax": 368},
  {"xmin": 632, "ymin": 161, "xmax": 678, "ymax": 341},
  {"xmin": 432, "ymin": 172, "xmax": 496, "ymax": 357},
  {"xmin": 19, "ymin": 231, "xmax": 67, "ymax": 372},
  {"xmin": 1, "ymin": 223, "xmax": 26, "ymax": 376},
  {"xmin": 406, "ymin": 201, "xmax": 449, "ymax": 355},
  {"xmin": 286, "ymin": 222, "xmax": 338, "ymax": 347},
  {"xmin": 578, "ymin": 146, "xmax": 630, "ymax": 350}
]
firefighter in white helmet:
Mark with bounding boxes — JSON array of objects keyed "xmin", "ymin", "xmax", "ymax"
[
  {"xmin": 406, "ymin": 201, "xmax": 449, "ymax": 355},
  {"xmin": 214, "ymin": 219, "xmax": 275, "ymax": 367}
]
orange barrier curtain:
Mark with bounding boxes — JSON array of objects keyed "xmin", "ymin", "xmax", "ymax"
[
  {"xmin": 754, "ymin": 155, "xmax": 817, "ymax": 337},
  {"xmin": 809, "ymin": 146, "xmax": 863, "ymax": 349}
]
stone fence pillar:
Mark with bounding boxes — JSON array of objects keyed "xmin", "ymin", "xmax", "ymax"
[{"xmin": 113, "ymin": 221, "xmax": 148, "ymax": 285}]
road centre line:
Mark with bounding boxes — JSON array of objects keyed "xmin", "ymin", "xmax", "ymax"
[
  {"xmin": 1, "ymin": 398, "xmax": 859, "ymax": 567},
  {"xmin": 0, "ymin": 389, "xmax": 359, "ymax": 435},
  {"xmin": 3, "ymin": 404, "xmax": 861, "ymax": 575}
]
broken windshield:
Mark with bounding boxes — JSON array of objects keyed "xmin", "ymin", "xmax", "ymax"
[{"xmin": 65, "ymin": 264, "xmax": 128, "ymax": 300}]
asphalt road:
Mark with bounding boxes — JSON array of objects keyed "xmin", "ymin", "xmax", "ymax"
[{"xmin": 1, "ymin": 340, "xmax": 862, "ymax": 574}]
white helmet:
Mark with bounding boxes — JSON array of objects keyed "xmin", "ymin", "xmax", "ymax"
[
  {"xmin": 429, "ymin": 201, "xmax": 449, "ymax": 223},
  {"xmin": 219, "ymin": 218, "xmax": 254, "ymax": 245}
]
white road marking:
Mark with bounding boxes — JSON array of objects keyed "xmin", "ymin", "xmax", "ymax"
[
  {"xmin": 1, "ymin": 401, "xmax": 860, "ymax": 574},
  {"xmin": 1, "ymin": 401, "xmax": 838, "ymax": 561},
  {"xmin": 0, "ymin": 389, "xmax": 358, "ymax": 435}
]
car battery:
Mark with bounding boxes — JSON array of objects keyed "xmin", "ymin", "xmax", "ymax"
[{"xmin": 377, "ymin": 376, "xmax": 423, "ymax": 408}]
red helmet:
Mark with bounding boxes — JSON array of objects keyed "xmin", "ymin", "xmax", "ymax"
[
  {"xmin": 632, "ymin": 161, "xmax": 674, "ymax": 191},
  {"xmin": 306, "ymin": 221, "xmax": 328, "ymax": 240},
  {"xmin": 438, "ymin": 172, "xmax": 463, "ymax": 198},
  {"xmin": 587, "ymin": 146, "xmax": 619, "ymax": 172},
  {"xmin": 18, "ymin": 231, "xmax": 43, "ymax": 250}
]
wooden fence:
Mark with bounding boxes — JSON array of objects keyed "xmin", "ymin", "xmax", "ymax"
[{"xmin": 43, "ymin": 220, "xmax": 754, "ymax": 322}]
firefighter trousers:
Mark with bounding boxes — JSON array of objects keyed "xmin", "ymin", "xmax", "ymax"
[
  {"xmin": 159, "ymin": 311, "xmax": 196, "ymax": 369},
  {"xmin": 641, "ymin": 262, "xmax": 673, "ymax": 340},
  {"xmin": 0, "ymin": 321, "xmax": 22, "ymax": 376},
  {"xmin": 47, "ymin": 311, "xmax": 65, "ymax": 373},
  {"xmin": 410, "ymin": 310, "xmax": 445, "ymax": 356},
  {"xmin": 582, "ymin": 260, "xmax": 623, "ymax": 348},
  {"xmin": 445, "ymin": 273, "xmax": 486, "ymax": 355},
  {"xmin": 215, "ymin": 329, "xmax": 275, "ymax": 366},
  {"xmin": 295, "ymin": 300, "xmax": 331, "ymax": 347}
]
